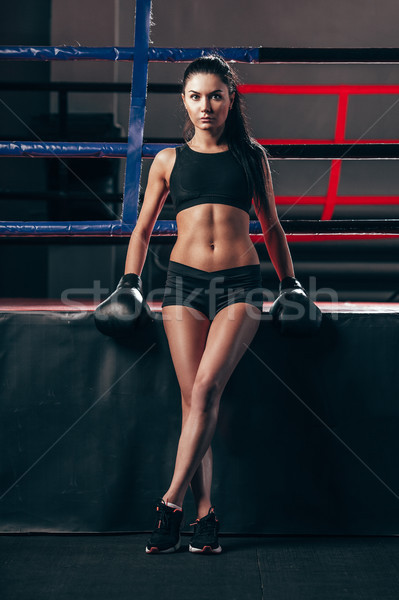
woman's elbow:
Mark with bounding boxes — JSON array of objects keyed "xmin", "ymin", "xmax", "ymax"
[
  {"xmin": 130, "ymin": 223, "xmax": 152, "ymax": 244},
  {"xmin": 262, "ymin": 220, "xmax": 285, "ymax": 242}
]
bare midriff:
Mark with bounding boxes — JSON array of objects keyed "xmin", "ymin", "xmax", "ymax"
[{"xmin": 170, "ymin": 203, "xmax": 260, "ymax": 272}]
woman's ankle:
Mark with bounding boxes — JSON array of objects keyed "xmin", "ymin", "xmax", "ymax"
[
  {"xmin": 196, "ymin": 499, "xmax": 212, "ymax": 519},
  {"xmin": 162, "ymin": 494, "xmax": 184, "ymax": 509}
]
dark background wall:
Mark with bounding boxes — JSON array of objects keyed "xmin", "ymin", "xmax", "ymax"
[
  {"xmin": 1, "ymin": 0, "xmax": 399, "ymax": 302},
  {"xmin": 0, "ymin": 0, "xmax": 52, "ymax": 298}
]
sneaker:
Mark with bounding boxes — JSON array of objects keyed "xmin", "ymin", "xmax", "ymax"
[
  {"xmin": 189, "ymin": 506, "xmax": 222, "ymax": 554},
  {"xmin": 145, "ymin": 498, "xmax": 184, "ymax": 554}
]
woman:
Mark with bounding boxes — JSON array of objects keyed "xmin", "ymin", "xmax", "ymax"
[{"xmin": 124, "ymin": 55, "xmax": 296, "ymax": 554}]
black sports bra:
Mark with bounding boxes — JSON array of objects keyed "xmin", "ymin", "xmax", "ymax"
[{"xmin": 169, "ymin": 144, "xmax": 253, "ymax": 215}]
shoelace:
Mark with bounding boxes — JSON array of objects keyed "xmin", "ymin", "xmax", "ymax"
[
  {"xmin": 155, "ymin": 503, "xmax": 181, "ymax": 531},
  {"xmin": 155, "ymin": 504, "xmax": 172, "ymax": 531}
]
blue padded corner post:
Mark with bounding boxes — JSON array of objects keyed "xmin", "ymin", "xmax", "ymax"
[{"xmin": 122, "ymin": 0, "xmax": 152, "ymax": 226}]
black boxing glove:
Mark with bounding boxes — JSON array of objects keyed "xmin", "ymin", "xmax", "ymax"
[
  {"xmin": 269, "ymin": 276, "xmax": 322, "ymax": 336},
  {"xmin": 94, "ymin": 273, "xmax": 153, "ymax": 338}
]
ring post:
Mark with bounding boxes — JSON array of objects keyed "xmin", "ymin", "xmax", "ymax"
[{"xmin": 122, "ymin": 0, "xmax": 152, "ymax": 229}]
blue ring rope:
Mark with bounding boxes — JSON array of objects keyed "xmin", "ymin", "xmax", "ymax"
[
  {"xmin": 0, "ymin": 46, "xmax": 260, "ymax": 63},
  {"xmin": 0, "ymin": 220, "xmax": 264, "ymax": 237},
  {"xmin": 3, "ymin": 47, "xmax": 398, "ymax": 63},
  {"xmin": 0, "ymin": 142, "xmax": 182, "ymax": 158},
  {"xmin": 0, "ymin": 142, "xmax": 128, "ymax": 158}
]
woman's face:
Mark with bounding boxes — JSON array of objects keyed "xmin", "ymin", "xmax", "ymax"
[{"xmin": 182, "ymin": 73, "xmax": 234, "ymax": 133}]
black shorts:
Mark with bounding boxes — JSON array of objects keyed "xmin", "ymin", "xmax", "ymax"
[{"xmin": 162, "ymin": 260, "xmax": 264, "ymax": 320}]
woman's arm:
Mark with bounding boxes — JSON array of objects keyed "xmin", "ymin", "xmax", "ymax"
[
  {"xmin": 94, "ymin": 150, "xmax": 174, "ymax": 338},
  {"xmin": 124, "ymin": 148, "xmax": 174, "ymax": 275},
  {"xmin": 254, "ymin": 157, "xmax": 295, "ymax": 281}
]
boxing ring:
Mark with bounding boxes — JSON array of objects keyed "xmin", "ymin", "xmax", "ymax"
[{"xmin": 1, "ymin": 0, "xmax": 399, "ymax": 534}]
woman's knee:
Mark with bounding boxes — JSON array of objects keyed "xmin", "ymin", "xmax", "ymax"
[{"xmin": 191, "ymin": 375, "xmax": 223, "ymax": 412}]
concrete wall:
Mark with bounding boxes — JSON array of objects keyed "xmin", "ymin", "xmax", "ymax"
[
  {"xmin": 151, "ymin": 0, "xmax": 398, "ymax": 46},
  {"xmin": 50, "ymin": 0, "xmax": 123, "ymax": 117}
]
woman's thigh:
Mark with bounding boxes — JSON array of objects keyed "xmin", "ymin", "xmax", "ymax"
[
  {"xmin": 194, "ymin": 302, "xmax": 262, "ymax": 395},
  {"xmin": 162, "ymin": 304, "xmax": 211, "ymax": 399}
]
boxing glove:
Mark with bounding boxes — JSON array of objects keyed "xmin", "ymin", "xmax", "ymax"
[
  {"xmin": 270, "ymin": 276, "xmax": 322, "ymax": 336},
  {"xmin": 94, "ymin": 273, "xmax": 153, "ymax": 338}
]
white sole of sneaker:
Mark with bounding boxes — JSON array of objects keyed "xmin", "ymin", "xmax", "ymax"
[
  {"xmin": 188, "ymin": 543, "xmax": 222, "ymax": 554},
  {"xmin": 145, "ymin": 537, "xmax": 181, "ymax": 554}
]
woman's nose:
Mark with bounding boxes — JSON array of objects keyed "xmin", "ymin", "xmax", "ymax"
[{"xmin": 201, "ymin": 98, "xmax": 211, "ymax": 112}]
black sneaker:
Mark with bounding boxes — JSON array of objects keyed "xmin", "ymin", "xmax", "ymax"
[
  {"xmin": 145, "ymin": 498, "xmax": 184, "ymax": 554},
  {"xmin": 189, "ymin": 506, "xmax": 222, "ymax": 554}
]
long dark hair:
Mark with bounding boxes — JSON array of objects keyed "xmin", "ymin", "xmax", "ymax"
[{"xmin": 181, "ymin": 54, "xmax": 272, "ymax": 214}]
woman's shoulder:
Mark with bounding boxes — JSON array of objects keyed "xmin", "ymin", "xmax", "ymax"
[
  {"xmin": 155, "ymin": 146, "xmax": 176, "ymax": 162},
  {"xmin": 152, "ymin": 146, "xmax": 179, "ymax": 173}
]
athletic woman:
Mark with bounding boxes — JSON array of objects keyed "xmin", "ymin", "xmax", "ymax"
[{"xmin": 95, "ymin": 54, "xmax": 319, "ymax": 554}]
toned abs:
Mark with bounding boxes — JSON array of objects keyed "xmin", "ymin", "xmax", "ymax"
[{"xmin": 171, "ymin": 204, "xmax": 259, "ymax": 272}]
